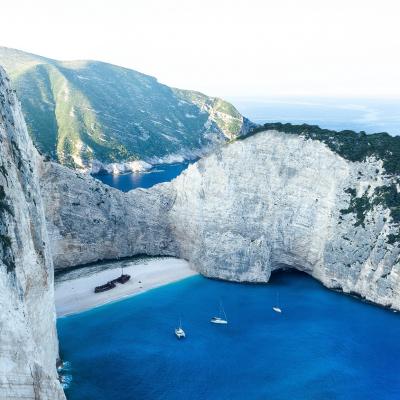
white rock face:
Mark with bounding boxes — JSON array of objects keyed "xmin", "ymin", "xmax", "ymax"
[
  {"xmin": 41, "ymin": 131, "xmax": 400, "ymax": 310},
  {"xmin": 40, "ymin": 161, "xmax": 177, "ymax": 269},
  {"xmin": 170, "ymin": 133, "xmax": 400, "ymax": 309},
  {"xmin": 0, "ymin": 68, "xmax": 65, "ymax": 399}
]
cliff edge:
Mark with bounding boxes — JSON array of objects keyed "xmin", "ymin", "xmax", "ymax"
[
  {"xmin": 41, "ymin": 129, "xmax": 400, "ymax": 310},
  {"xmin": 0, "ymin": 67, "xmax": 65, "ymax": 399}
]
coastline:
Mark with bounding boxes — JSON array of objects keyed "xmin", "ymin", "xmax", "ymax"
[{"xmin": 55, "ymin": 257, "xmax": 197, "ymax": 317}]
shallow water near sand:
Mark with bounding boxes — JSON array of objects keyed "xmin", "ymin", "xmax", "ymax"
[{"xmin": 58, "ymin": 271, "xmax": 400, "ymax": 400}]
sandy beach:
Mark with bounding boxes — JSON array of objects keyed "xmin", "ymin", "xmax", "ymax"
[{"xmin": 55, "ymin": 257, "xmax": 197, "ymax": 317}]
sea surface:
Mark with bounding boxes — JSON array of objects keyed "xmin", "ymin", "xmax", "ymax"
[
  {"xmin": 58, "ymin": 271, "xmax": 400, "ymax": 400},
  {"xmin": 93, "ymin": 162, "xmax": 191, "ymax": 192},
  {"xmin": 232, "ymin": 97, "xmax": 400, "ymax": 135}
]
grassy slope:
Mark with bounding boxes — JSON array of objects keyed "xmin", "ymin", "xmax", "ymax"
[{"xmin": 0, "ymin": 47, "xmax": 244, "ymax": 168}]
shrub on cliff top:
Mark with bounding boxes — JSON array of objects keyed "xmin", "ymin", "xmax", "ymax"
[{"xmin": 241, "ymin": 122, "xmax": 400, "ymax": 175}]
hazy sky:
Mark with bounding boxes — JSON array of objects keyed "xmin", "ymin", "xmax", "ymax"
[{"xmin": 1, "ymin": 0, "xmax": 399, "ymax": 98}]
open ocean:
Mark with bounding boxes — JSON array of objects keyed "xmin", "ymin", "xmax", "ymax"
[{"xmin": 58, "ymin": 271, "xmax": 400, "ymax": 400}]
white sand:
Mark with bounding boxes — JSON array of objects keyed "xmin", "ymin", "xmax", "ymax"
[{"xmin": 55, "ymin": 257, "xmax": 197, "ymax": 317}]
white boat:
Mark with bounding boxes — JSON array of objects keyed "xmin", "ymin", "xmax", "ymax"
[
  {"xmin": 273, "ymin": 292, "xmax": 282, "ymax": 313},
  {"xmin": 175, "ymin": 319, "xmax": 186, "ymax": 339},
  {"xmin": 211, "ymin": 302, "xmax": 228, "ymax": 324},
  {"xmin": 210, "ymin": 317, "xmax": 228, "ymax": 324}
]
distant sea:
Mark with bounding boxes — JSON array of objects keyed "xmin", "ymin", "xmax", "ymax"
[
  {"xmin": 58, "ymin": 271, "xmax": 400, "ymax": 400},
  {"xmin": 232, "ymin": 97, "xmax": 400, "ymax": 135}
]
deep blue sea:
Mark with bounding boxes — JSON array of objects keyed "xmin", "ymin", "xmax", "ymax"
[
  {"xmin": 58, "ymin": 271, "xmax": 400, "ymax": 400},
  {"xmin": 93, "ymin": 162, "xmax": 191, "ymax": 192}
]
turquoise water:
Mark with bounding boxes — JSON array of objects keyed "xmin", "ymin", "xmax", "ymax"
[
  {"xmin": 93, "ymin": 162, "xmax": 191, "ymax": 192},
  {"xmin": 58, "ymin": 271, "xmax": 400, "ymax": 400}
]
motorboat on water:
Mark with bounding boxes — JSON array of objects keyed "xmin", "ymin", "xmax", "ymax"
[
  {"xmin": 210, "ymin": 316, "xmax": 228, "ymax": 324},
  {"xmin": 273, "ymin": 292, "xmax": 282, "ymax": 313},
  {"xmin": 175, "ymin": 327, "xmax": 186, "ymax": 339},
  {"xmin": 175, "ymin": 319, "xmax": 186, "ymax": 339},
  {"xmin": 211, "ymin": 302, "xmax": 228, "ymax": 324}
]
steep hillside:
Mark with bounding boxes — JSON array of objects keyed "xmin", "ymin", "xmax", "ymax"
[
  {"xmin": 0, "ymin": 47, "xmax": 250, "ymax": 169},
  {"xmin": 0, "ymin": 67, "xmax": 65, "ymax": 399}
]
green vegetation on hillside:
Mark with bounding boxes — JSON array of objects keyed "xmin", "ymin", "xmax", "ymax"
[
  {"xmin": 0, "ymin": 47, "xmax": 245, "ymax": 168},
  {"xmin": 174, "ymin": 89, "xmax": 244, "ymax": 139}
]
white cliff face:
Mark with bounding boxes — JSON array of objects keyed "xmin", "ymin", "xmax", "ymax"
[
  {"xmin": 40, "ymin": 131, "xmax": 400, "ymax": 311},
  {"xmin": 0, "ymin": 68, "xmax": 65, "ymax": 399},
  {"xmin": 40, "ymin": 160, "xmax": 177, "ymax": 269},
  {"xmin": 169, "ymin": 132, "xmax": 400, "ymax": 309}
]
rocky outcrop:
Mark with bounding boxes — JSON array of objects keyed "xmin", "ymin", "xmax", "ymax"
[
  {"xmin": 0, "ymin": 67, "xmax": 65, "ymax": 399},
  {"xmin": 0, "ymin": 46, "xmax": 251, "ymax": 169},
  {"xmin": 40, "ymin": 130, "xmax": 400, "ymax": 311},
  {"xmin": 40, "ymin": 160, "xmax": 176, "ymax": 269}
]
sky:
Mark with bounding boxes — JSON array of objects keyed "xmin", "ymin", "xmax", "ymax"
[{"xmin": 0, "ymin": 0, "xmax": 399, "ymax": 98}]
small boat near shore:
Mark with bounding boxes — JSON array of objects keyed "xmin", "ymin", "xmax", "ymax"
[
  {"xmin": 175, "ymin": 319, "xmax": 186, "ymax": 339},
  {"xmin": 211, "ymin": 302, "xmax": 228, "ymax": 324},
  {"xmin": 112, "ymin": 274, "xmax": 130, "ymax": 284},
  {"xmin": 94, "ymin": 281, "xmax": 116, "ymax": 293},
  {"xmin": 94, "ymin": 266, "xmax": 131, "ymax": 293}
]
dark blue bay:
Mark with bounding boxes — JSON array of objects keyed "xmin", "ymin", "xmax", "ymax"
[
  {"xmin": 93, "ymin": 162, "xmax": 191, "ymax": 192},
  {"xmin": 58, "ymin": 271, "xmax": 400, "ymax": 400}
]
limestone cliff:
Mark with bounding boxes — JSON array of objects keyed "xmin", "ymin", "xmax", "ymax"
[
  {"xmin": 41, "ymin": 130, "xmax": 400, "ymax": 311},
  {"xmin": 0, "ymin": 67, "xmax": 65, "ymax": 399}
]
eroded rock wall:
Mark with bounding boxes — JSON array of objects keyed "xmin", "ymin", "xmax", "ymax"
[
  {"xmin": 39, "ymin": 160, "xmax": 177, "ymax": 269},
  {"xmin": 0, "ymin": 67, "xmax": 65, "ymax": 399},
  {"xmin": 41, "ymin": 131, "xmax": 400, "ymax": 310},
  {"xmin": 170, "ymin": 132, "xmax": 400, "ymax": 309}
]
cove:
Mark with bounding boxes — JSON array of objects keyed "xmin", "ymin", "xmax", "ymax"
[
  {"xmin": 57, "ymin": 271, "xmax": 400, "ymax": 400},
  {"xmin": 93, "ymin": 161, "xmax": 192, "ymax": 192}
]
